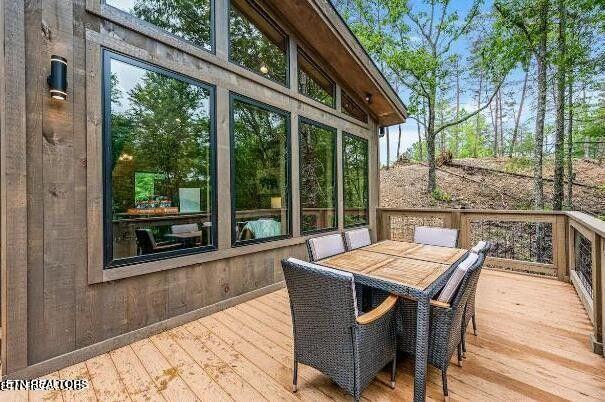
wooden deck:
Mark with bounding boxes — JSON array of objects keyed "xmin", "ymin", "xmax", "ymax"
[{"xmin": 8, "ymin": 270, "xmax": 605, "ymax": 401}]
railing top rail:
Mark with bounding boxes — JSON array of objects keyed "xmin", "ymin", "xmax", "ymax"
[
  {"xmin": 376, "ymin": 207, "xmax": 567, "ymax": 216},
  {"xmin": 567, "ymin": 211, "xmax": 605, "ymax": 239}
]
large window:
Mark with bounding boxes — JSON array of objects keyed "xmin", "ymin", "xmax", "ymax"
[
  {"xmin": 298, "ymin": 49, "xmax": 335, "ymax": 108},
  {"xmin": 105, "ymin": 0, "xmax": 213, "ymax": 52},
  {"xmin": 299, "ymin": 119, "xmax": 337, "ymax": 234},
  {"xmin": 103, "ymin": 51, "xmax": 216, "ymax": 267},
  {"xmin": 231, "ymin": 94, "xmax": 291, "ymax": 244},
  {"xmin": 229, "ymin": 0, "xmax": 289, "ymax": 86},
  {"xmin": 342, "ymin": 91, "xmax": 368, "ymax": 123},
  {"xmin": 343, "ymin": 133, "xmax": 369, "ymax": 227}
]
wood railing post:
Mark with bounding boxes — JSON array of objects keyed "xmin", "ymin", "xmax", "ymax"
[
  {"xmin": 554, "ymin": 214, "xmax": 569, "ymax": 281},
  {"xmin": 592, "ymin": 234, "xmax": 603, "ymax": 355}
]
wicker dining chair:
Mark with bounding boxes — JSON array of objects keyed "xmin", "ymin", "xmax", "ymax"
[
  {"xmin": 413, "ymin": 226, "xmax": 459, "ymax": 248},
  {"xmin": 461, "ymin": 241, "xmax": 492, "ymax": 357},
  {"xmin": 396, "ymin": 251, "xmax": 486, "ymax": 397},
  {"xmin": 282, "ymin": 258, "xmax": 398, "ymax": 401},
  {"xmin": 343, "ymin": 227, "xmax": 372, "ymax": 250},
  {"xmin": 306, "ymin": 233, "xmax": 346, "ymax": 262}
]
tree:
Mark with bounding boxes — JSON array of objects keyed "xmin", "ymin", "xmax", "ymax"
[
  {"xmin": 340, "ymin": 0, "xmax": 506, "ymax": 193},
  {"xmin": 495, "ymin": 0, "xmax": 550, "ymax": 209},
  {"xmin": 552, "ymin": 0, "xmax": 566, "ymax": 210}
]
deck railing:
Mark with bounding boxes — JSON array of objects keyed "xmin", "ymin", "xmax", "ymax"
[{"xmin": 376, "ymin": 207, "xmax": 604, "ymax": 355}]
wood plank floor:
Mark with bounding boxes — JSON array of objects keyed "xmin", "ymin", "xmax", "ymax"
[{"xmin": 11, "ymin": 270, "xmax": 605, "ymax": 401}]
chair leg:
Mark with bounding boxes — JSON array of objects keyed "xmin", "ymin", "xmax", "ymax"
[
  {"xmin": 292, "ymin": 359, "xmax": 298, "ymax": 392},
  {"xmin": 457, "ymin": 343, "xmax": 463, "ymax": 367},
  {"xmin": 442, "ymin": 369, "xmax": 449, "ymax": 397},
  {"xmin": 390, "ymin": 353, "xmax": 397, "ymax": 389},
  {"xmin": 472, "ymin": 315, "xmax": 478, "ymax": 336},
  {"xmin": 462, "ymin": 331, "xmax": 467, "ymax": 358}
]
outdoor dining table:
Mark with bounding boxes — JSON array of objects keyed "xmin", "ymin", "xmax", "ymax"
[{"xmin": 317, "ymin": 240, "xmax": 468, "ymax": 402}]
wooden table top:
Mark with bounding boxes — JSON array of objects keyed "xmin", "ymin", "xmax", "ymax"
[
  {"xmin": 319, "ymin": 248, "xmax": 451, "ymax": 291},
  {"xmin": 362, "ymin": 240, "xmax": 467, "ymax": 265}
]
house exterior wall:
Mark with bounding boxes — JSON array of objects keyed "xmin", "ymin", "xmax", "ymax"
[{"xmin": 0, "ymin": 0, "xmax": 381, "ymax": 378}]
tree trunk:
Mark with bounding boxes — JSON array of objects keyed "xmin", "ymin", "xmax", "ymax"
[
  {"xmin": 553, "ymin": 0, "xmax": 566, "ymax": 210},
  {"xmin": 509, "ymin": 68, "xmax": 529, "ymax": 157},
  {"xmin": 566, "ymin": 77, "xmax": 574, "ymax": 209},
  {"xmin": 455, "ymin": 60, "xmax": 460, "ymax": 156},
  {"xmin": 397, "ymin": 124, "xmax": 402, "ymax": 159},
  {"xmin": 533, "ymin": 0, "xmax": 549, "ymax": 210},
  {"xmin": 498, "ymin": 88, "xmax": 504, "ymax": 153},
  {"xmin": 427, "ymin": 97, "xmax": 437, "ymax": 193},
  {"xmin": 475, "ymin": 72, "xmax": 483, "ymax": 158},
  {"xmin": 386, "ymin": 126, "xmax": 391, "ymax": 169},
  {"xmin": 489, "ymin": 91, "xmax": 498, "ymax": 156},
  {"xmin": 417, "ymin": 120, "xmax": 423, "ymax": 160}
]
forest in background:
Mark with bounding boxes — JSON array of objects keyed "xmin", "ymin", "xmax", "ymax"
[{"xmin": 333, "ymin": 0, "xmax": 605, "ymax": 213}]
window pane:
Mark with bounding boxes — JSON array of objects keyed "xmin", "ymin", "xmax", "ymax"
[
  {"xmin": 298, "ymin": 49, "xmax": 335, "ymax": 108},
  {"xmin": 229, "ymin": 0, "xmax": 288, "ymax": 85},
  {"xmin": 342, "ymin": 91, "xmax": 368, "ymax": 123},
  {"xmin": 343, "ymin": 133, "xmax": 369, "ymax": 227},
  {"xmin": 300, "ymin": 120, "xmax": 337, "ymax": 233},
  {"xmin": 106, "ymin": 0, "xmax": 213, "ymax": 51},
  {"xmin": 106, "ymin": 54, "xmax": 214, "ymax": 265},
  {"xmin": 232, "ymin": 96, "xmax": 290, "ymax": 243}
]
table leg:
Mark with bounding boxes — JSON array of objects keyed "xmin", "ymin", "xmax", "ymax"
[{"xmin": 414, "ymin": 295, "xmax": 430, "ymax": 401}]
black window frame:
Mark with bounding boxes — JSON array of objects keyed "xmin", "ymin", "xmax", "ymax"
[
  {"xmin": 297, "ymin": 47, "xmax": 336, "ymax": 109},
  {"xmin": 342, "ymin": 132, "xmax": 370, "ymax": 228},
  {"xmin": 102, "ymin": 49, "xmax": 218, "ymax": 269},
  {"xmin": 229, "ymin": 92, "xmax": 293, "ymax": 247},
  {"xmin": 102, "ymin": 0, "xmax": 216, "ymax": 55},
  {"xmin": 227, "ymin": 0, "xmax": 290, "ymax": 88},
  {"xmin": 298, "ymin": 117, "xmax": 338, "ymax": 235},
  {"xmin": 341, "ymin": 91, "xmax": 369, "ymax": 124}
]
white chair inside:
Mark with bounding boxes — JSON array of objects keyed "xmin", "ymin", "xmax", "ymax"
[
  {"xmin": 344, "ymin": 228, "xmax": 371, "ymax": 250},
  {"xmin": 307, "ymin": 233, "xmax": 346, "ymax": 261},
  {"xmin": 171, "ymin": 223, "xmax": 199, "ymax": 234},
  {"xmin": 413, "ymin": 226, "xmax": 459, "ymax": 248}
]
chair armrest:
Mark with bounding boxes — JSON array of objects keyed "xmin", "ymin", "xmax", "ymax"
[
  {"xmin": 399, "ymin": 294, "xmax": 451, "ymax": 309},
  {"xmin": 430, "ymin": 300, "xmax": 451, "ymax": 309},
  {"xmin": 356, "ymin": 294, "xmax": 398, "ymax": 325}
]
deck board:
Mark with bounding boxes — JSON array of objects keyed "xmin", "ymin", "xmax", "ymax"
[{"xmin": 22, "ymin": 270, "xmax": 605, "ymax": 402}]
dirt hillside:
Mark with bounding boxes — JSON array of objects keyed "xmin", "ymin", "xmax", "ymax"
[{"xmin": 380, "ymin": 158, "xmax": 605, "ymax": 217}]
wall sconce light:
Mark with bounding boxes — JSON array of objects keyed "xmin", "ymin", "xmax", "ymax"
[
  {"xmin": 365, "ymin": 93, "xmax": 372, "ymax": 104},
  {"xmin": 48, "ymin": 55, "xmax": 67, "ymax": 100},
  {"xmin": 379, "ymin": 127, "xmax": 385, "ymax": 137},
  {"xmin": 271, "ymin": 196, "xmax": 282, "ymax": 209}
]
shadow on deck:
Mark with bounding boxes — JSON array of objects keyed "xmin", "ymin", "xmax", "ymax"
[{"xmin": 13, "ymin": 270, "xmax": 605, "ymax": 401}]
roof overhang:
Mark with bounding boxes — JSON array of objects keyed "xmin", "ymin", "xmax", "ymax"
[{"xmin": 263, "ymin": 0, "xmax": 407, "ymax": 127}]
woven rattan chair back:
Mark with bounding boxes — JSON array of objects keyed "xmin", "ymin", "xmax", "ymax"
[
  {"xmin": 282, "ymin": 258, "xmax": 359, "ymax": 393},
  {"xmin": 413, "ymin": 226, "xmax": 459, "ymax": 247}
]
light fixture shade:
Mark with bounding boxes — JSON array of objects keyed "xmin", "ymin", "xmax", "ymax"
[
  {"xmin": 271, "ymin": 196, "xmax": 282, "ymax": 209},
  {"xmin": 48, "ymin": 55, "xmax": 67, "ymax": 100}
]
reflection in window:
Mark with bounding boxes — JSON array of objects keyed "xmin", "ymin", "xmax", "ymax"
[
  {"xmin": 231, "ymin": 95, "xmax": 290, "ymax": 244},
  {"xmin": 229, "ymin": 0, "xmax": 288, "ymax": 85},
  {"xmin": 342, "ymin": 91, "xmax": 368, "ymax": 123},
  {"xmin": 300, "ymin": 120, "xmax": 337, "ymax": 233},
  {"xmin": 298, "ymin": 49, "xmax": 335, "ymax": 108},
  {"xmin": 105, "ymin": 52, "xmax": 215, "ymax": 266},
  {"xmin": 343, "ymin": 133, "xmax": 369, "ymax": 227},
  {"xmin": 105, "ymin": 0, "xmax": 213, "ymax": 51}
]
